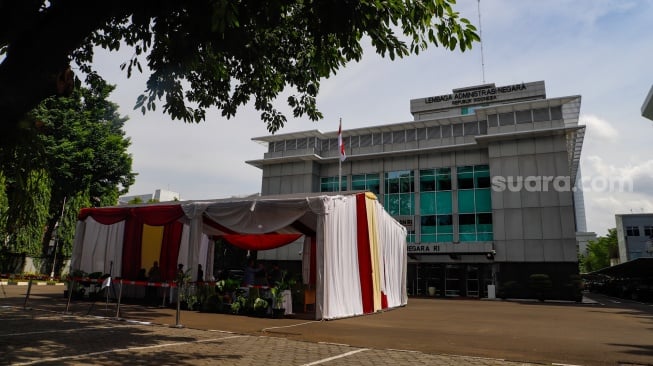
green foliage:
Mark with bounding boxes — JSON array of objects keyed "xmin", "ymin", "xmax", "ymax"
[
  {"xmin": 580, "ymin": 229, "xmax": 618, "ymax": 273},
  {"xmin": 0, "ymin": 1, "xmax": 478, "ymax": 137},
  {"xmin": 0, "ymin": 82, "xmax": 135, "ymax": 260}
]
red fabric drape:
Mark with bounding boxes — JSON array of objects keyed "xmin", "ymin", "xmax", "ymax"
[
  {"xmin": 121, "ymin": 216, "xmax": 144, "ymax": 280},
  {"xmin": 119, "ymin": 205, "xmax": 186, "ymax": 279},
  {"xmin": 356, "ymin": 194, "xmax": 374, "ymax": 314},
  {"xmin": 78, "ymin": 205, "xmax": 184, "ymax": 226},
  {"xmin": 222, "ymin": 234, "xmax": 302, "ymax": 251},
  {"xmin": 159, "ymin": 221, "xmax": 184, "ymax": 281},
  {"xmin": 78, "ymin": 207, "xmax": 130, "ymax": 225}
]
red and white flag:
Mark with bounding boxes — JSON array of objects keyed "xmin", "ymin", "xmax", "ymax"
[{"xmin": 338, "ymin": 119, "xmax": 346, "ymax": 162}]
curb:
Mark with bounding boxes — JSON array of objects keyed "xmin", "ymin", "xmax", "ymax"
[{"xmin": 0, "ymin": 281, "xmax": 65, "ymax": 286}]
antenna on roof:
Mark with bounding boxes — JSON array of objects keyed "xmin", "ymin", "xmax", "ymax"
[{"xmin": 477, "ymin": 0, "xmax": 486, "ymax": 84}]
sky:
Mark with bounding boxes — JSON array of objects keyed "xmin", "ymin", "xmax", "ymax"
[{"xmin": 93, "ymin": 0, "xmax": 653, "ymax": 237}]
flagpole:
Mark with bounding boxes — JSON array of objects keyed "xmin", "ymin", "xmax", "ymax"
[{"xmin": 338, "ymin": 118, "xmax": 342, "ymax": 192}]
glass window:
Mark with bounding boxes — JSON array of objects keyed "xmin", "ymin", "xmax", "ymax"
[
  {"xmin": 420, "ymin": 173, "xmax": 436, "ymax": 192},
  {"xmin": 644, "ymin": 225, "xmax": 653, "ymax": 237},
  {"xmin": 441, "ymin": 125, "xmax": 452, "ymax": 138},
  {"xmin": 459, "ymin": 214, "xmax": 476, "ymax": 233},
  {"xmin": 384, "ymin": 170, "xmax": 414, "ymax": 216},
  {"xmin": 499, "ymin": 112, "xmax": 514, "ymax": 126},
  {"xmin": 406, "ymin": 129, "xmax": 416, "ymax": 142},
  {"xmin": 428, "ymin": 126, "xmax": 441, "ymax": 139},
  {"xmin": 516, "ymin": 110, "xmax": 532, "ymax": 124},
  {"xmin": 320, "ymin": 176, "xmax": 347, "ymax": 192},
  {"xmin": 435, "ymin": 191, "xmax": 452, "ymax": 214},
  {"xmin": 464, "ymin": 122, "xmax": 478, "ymax": 136},
  {"xmin": 393, "ymin": 130, "xmax": 405, "ymax": 143},
  {"xmin": 360, "ymin": 134, "xmax": 372, "ymax": 147},
  {"xmin": 626, "ymin": 226, "xmax": 640, "ymax": 236},
  {"xmin": 487, "ymin": 114, "xmax": 498, "ymax": 127},
  {"xmin": 475, "ymin": 189, "xmax": 492, "ymax": 212},
  {"xmin": 457, "ymin": 166, "xmax": 474, "ymax": 189},
  {"xmin": 533, "ymin": 108, "xmax": 549, "ymax": 122},
  {"xmin": 550, "ymin": 106, "xmax": 563, "ymax": 120},
  {"xmin": 420, "ymin": 192, "xmax": 436, "ymax": 215},
  {"xmin": 452, "ymin": 124, "xmax": 463, "ymax": 137},
  {"xmin": 372, "ymin": 133, "xmax": 382, "ymax": 146},
  {"xmin": 382, "ymin": 132, "xmax": 392, "ymax": 144},
  {"xmin": 417, "ymin": 128, "xmax": 427, "ymax": 140},
  {"xmin": 297, "ymin": 138, "xmax": 307, "ymax": 149},
  {"xmin": 458, "ymin": 190, "xmax": 475, "ymax": 213},
  {"xmin": 351, "ymin": 173, "xmax": 380, "ymax": 194},
  {"xmin": 479, "ymin": 120, "xmax": 488, "ymax": 135},
  {"xmin": 437, "ymin": 215, "xmax": 453, "ymax": 233}
]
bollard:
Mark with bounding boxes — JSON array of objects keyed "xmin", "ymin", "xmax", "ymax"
[
  {"xmin": 175, "ymin": 282, "xmax": 182, "ymax": 327},
  {"xmin": 115, "ymin": 280, "xmax": 123, "ymax": 318},
  {"xmin": 65, "ymin": 278, "xmax": 75, "ymax": 314},
  {"xmin": 23, "ymin": 279, "xmax": 33, "ymax": 309}
]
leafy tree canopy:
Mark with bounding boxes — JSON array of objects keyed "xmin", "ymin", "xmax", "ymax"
[
  {"xmin": 0, "ymin": 0, "xmax": 479, "ymax": 143},
  {"xmin": 0, "ymin": 80, "xmax": 135, "ymax": 257},
  {"xmin": 580, "ymin": 228, "xmax": 619, "ymax": 273}
]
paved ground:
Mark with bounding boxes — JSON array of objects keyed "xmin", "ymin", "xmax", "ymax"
[{"xmin": 1, "ymin": 284, "xmax": 652, "ymax": 366}]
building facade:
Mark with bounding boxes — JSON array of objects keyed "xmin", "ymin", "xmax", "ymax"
[
  {"xmin": 615, "ymin": 213, "xmax": 653, "ymax": 263},
  {"xmin": 248, "ymin": 81, "xmax": 586, "ymax": 299},
  {"xmin": 118, "ymin": 189, "xmax": 181, "ymax": 205}
]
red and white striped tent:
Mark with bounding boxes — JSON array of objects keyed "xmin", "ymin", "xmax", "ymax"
[{"xmin": 71, "ymin": 192, "xmax": 407, "ymax": 320}]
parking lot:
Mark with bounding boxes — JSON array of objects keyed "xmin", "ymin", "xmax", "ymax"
[{"xmin": 2, "ymin": 284, "xmax": 653, "ymax": 366}]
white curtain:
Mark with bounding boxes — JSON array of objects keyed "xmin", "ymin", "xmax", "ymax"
[
  {"xmin": 375, "ymin": 202, "xmax": 408, "ymax": 307},
  {"xmin": 320, "ymin": 196, "xmax": 363, "ymax": 320},
  {"xmin": 76, "ymin": 217, "xmax": 125, "ymax": 276},
  {"xmin": 177, "ymin": 224, "xmax": 190, "ymax": 270}
]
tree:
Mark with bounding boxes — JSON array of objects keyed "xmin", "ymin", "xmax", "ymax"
[
  {"xmin": 580, "ymin": 228, "xmax": 619, "ymax": 273},
  {"xmin": 0, "ymin": 81, "xmax": 135, "ymax": 262},
  {"xmin": 0, "ymin": 0, "xmax": 479, "ymax": 143}
]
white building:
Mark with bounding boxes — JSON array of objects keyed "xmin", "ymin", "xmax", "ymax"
[
  {"xmin": 119, "ymin": 189, "xmax": 181, "ymax": 205},
  {"xmin": 248, "ymin": 80, "xmax": 587, "ymax": 300}
]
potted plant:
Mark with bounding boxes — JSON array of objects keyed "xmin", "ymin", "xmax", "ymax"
[
  {"xmin": 270, "ymin": 271, "xmax": 296, "ymax": 318},
  {"xmin": 253, "ymin": 297, "xmax": 269, "ymax": 317}
]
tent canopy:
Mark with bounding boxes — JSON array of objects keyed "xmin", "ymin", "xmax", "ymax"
[{"xmin": 71, "ymin": 192, "xmax": 408, "ymax": 320}]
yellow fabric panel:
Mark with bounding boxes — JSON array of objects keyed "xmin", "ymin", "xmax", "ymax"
[
  {"xmin": 141, "ymin": 224, "xmax": 164, "ymax": 272},
  {"xmin": 364, "ymin": 191, "xmax": 378, "ymax": 200},
  {"xmin": 366, "ymin": 196, "xmax": 382, "ymax": 311}
]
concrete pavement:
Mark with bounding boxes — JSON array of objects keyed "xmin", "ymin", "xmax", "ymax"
[{"xmin": 2, "ymin": 284, "xmax": 652, "ymax": 365}]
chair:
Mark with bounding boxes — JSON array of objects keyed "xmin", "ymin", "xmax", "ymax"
[{"xmin": 304, "ymin": 287, "xmax": 316, "ymax": 312}]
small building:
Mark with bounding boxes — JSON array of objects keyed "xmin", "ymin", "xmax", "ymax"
[
  {"xmin": 248, "ymin": 80, "xmax": 587, "ymax": 300},
  {"xmin": 119, "ymin": 189, "xmax": 181, "ymax": 205},
  {"xmin": 615, "ymin": 213, "xmax": 653, "ymax": 263}
]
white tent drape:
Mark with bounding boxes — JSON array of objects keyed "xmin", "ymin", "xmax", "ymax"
[
  {"xmin": 320, "ymin": 196, "xmax": 363, "ymax": 320},
  {"xmin": 76, "ymin": 217, "xmax": 124, "ymax": 276}
]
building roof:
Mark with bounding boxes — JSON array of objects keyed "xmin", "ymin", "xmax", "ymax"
[
  {"xmin": 642, "ymin": 85, "xmax": 653, "ymax": 121},
  {"xmin": 589, "ymin": 257, "xmax": 653, "ymax": 279}
]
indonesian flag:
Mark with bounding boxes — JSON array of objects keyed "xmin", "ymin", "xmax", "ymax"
[{"xmin": 338, "ymin": 118, "xmax": 346, "ymax": 162}]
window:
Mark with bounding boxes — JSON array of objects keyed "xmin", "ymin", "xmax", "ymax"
[
  {"xmin": 626, "ymin": 226, "xmax": 640, "ymax": 236},
  {"xmin": 457, "ymin": 165, "xmax": 492, "ymax": 242},
  {"xmin": 351, "ymin": 173, "xmax": 380, "ymax": 194},
  {"xmin": 417, "ymin": 128, "xmax": 427, "ymax": 140},
  {"xmin": 421, "ymin": 214, "xmax": 453, "ymax": 243},
  {"xmin": 297, "ymin": 138, "xmax": 307, "ymax": 149},
  {"xmin": 382, "ymin": 132, "xmax": 392, "ymax": 144},
  {"xmin": 464, "ymin": 122, "xmax": 478, "ymax": 136},
  {"xmin": 533, "ymin": 108, "xmax": 549, "ymax": 122},
  {"xmin": 360, "ymin": 134, "xmax": 371, "ymax": 147},
  {"xmin": 384, "ymin": 170, "xmax": 414, "ymax": 216},
  {"xmin": 441, "ymin": 125, "xmax": 452, "ymax": 138},
  {"xmin": 516, "ymin": 110, "xmax": 532, "ymax": 124},
  {"xmin": 644, "ymin": 225, "xmax": 653, "ymax": 237},
  {"xmin": 372, "ymin": 133, "xmax": 382, "ymax": 146},
  {"xmin": 393, "ymin": 131, "xmax": 405, "ymax": 143},
  {"xmin": 499, "ymin": 112, "xmax": 514, "ymax": 126},
  {"xmin": 320, "ymin": 176, "xmax": 347, "ymax": 192},
  {"xmin": 487, "ymin": 114, "xmax": 498, "ymax": 127},
  {"xmin": 406, "ymin": 129, "xmax": 417, "ymax": 142},
  {"xmin": 452, "ymin": 124, "xmax": 463, "ymax": 137},
  {"xmin": 286, "ymin": 139, "xmax": 297, "ymax": 150},
  {"xmin": 550, "ymin": 106, "xmax": 563, "ymax": 120},
  {"xmin": 427, "ymin": 126, "xmax": 441, "ymax": 139}
]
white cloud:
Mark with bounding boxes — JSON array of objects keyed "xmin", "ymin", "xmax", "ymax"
[{"xmin": 580, "ymin": 115, "xmax": 619, "ymax": 142}]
